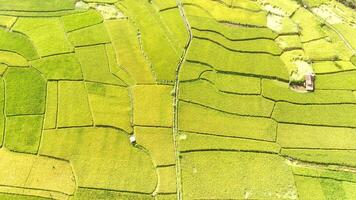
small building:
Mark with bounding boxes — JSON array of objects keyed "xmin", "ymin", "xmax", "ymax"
[
  {"xmin": 129, "ymin": 134, "xmax": 136, "ymax": 145},
  {"xmin": 305, "ymin": 73, "xmax": 315, "ymax": 92}
]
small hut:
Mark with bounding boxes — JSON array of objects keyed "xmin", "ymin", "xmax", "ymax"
[{"xmin": 305, "ymin": 73, "xmax": 315, "ymax": 92}]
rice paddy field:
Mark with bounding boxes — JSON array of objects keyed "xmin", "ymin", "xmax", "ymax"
[{"xmin": 0, "ymin": 0, "xmax": 355, "ymax": 199}]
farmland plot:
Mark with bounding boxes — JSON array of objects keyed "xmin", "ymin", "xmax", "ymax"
[{"xmin": 0, "ymin": 0, "xmax": 355, "ymax": 199}]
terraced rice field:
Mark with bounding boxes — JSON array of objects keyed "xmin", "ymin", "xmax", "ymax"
[{"xmin": 0, "ymin": 0, "xmax": 355, "ymax": 199}]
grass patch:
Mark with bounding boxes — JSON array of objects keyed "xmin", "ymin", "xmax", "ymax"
[
  {"xmin": 118, "ymin": 0, "xmax": 182, "ymax": 82},
  {"xmin": 57, "ymin": 81, "xmax": 93, "ymax": 127},
  {"xmin": 277, "ymin": 123, "xmax": 356, "ymax": 149},
  {"xmin": 0, "ymin": 80, "xmax": 4, "ymax": 147},
  {"xmin": 0, "ymin": 193, "xmax": 49, "ymax": 200},
  {"xmin": 275, "ymin": 35, "xmax": 302, "ymax": 50},
  {"xmin": 188, "ymin": 16, "xmax": 277, "ymax": 40},
  {"xmin": 0, "ymin": 0, "xmax": 75, "ymax": 11},
  {"xmin": 75, "ymin": 45, "xmax": 126, "ymax": 86},
  {"xmin": 294, "ymin": 175, "xmax": 346, "ymax": 200},
  {"xmin": 281, "ymin": 149, "xmax": 356, "ymax": 167},
  {"xmin": 273, "ymin": 102, "xmax": 356, "ymax": 127},
  {"xmin": 0, "ymin": 28, "xmax": 38, "ymax": 60},
  {"xmin": 181, "ymin": 152, "xmax": 297, "ymax": 199},
  {"xmin": 317, "ymin": 71, "xmax": 356, "ymax": 90},
  {"xmin": 0, "ymin": 51, "xmax": 28, "ymax": 67},
  {"xmin": 292, "ymin": 7, "xmax": 326, "ymax": 42},
  {"xmin": 105, "ymin": 19, "xmax": 155, "ymax": 84},
  {"xmin": 193, "ymin": 29, "xmax": 282, "ymax": 55},
  {"xmin": 334, "ymin": 23, "xmax": 356, "ymax": 50},
  {"xmin": 72, "ymin": 188, "xmax": 154, "ymax": 200},
  {"xmin": 153, "ymin": 0, "xmax": 177, "ymax": 10},
  {"xmin": 303, "ymin": 38, "xmax": 353, "ymax": 61},
  {"xmin": 262, "ymin": 79, "xmax": 356, "ymax": 103},
  {"xmin": 178, "ymin": 101, "xmax": 277, "ymax": 141},
  {"xmin": 30, "ymin": 53, "xmax": 83, "ymax": 80},
  {"xmin": 0, "ymin": 149, "xmax": 75, "ymax": 197},
  {"xmin": 135, "ymin": 126, "xmax": 175, "ymax": 166},
  {"xmin": 293, "ymin": 165, "xmax": 356, "ymax": 183},
  {"xmin": 184, "ymin": 0, "xmax": 267, "ymax": 26},
  {"xmin": 187, "ymin": 38, "xmax": 289, "ymax": 80},
  {"xmin": 204, "ymin": 71, "xmax": 261, "ymax": 94},
  {"xmin": 40, "ymin": 127, "xmax": 157, "ymax": 193},
  {"xmin": 132, "ymin": 85, "xmax": 173, "ymax": 127},
  {"xmin": 4, "ymin": 67, "xmax": 46, "ymax": 115},
  {"xmin": 179, "ymin": 131, "xmax": 281, "ymax": 153},
  {"xmin": 179, "ymin": 61, "xmax": 211, "ymax": 81},
  {"xmin": 105, "ymin": 44, "xmax": 134, "ymax": 85},
  {"xmin": 43, "ymin": 81, "xmax": 57, "ymax": 129},
  {"xmin": 5, "ymin": 115, "xmax": 43, "ymax": 154},
  {"xmin": 157, "ymin": 166, "xmax": 176, "ymax": 194},
  {"xmin": 0, "ymin": 15, "xmax": 16, "ymax": 28},
  {"xmin": 179, "ymin": 80, "xmax": 274, "ymax": 117},
  {"xmin": 13, "ymin": 18, "xmax": 73, "ymax": 57},
  {"xmin": 61, "ymin": 9, "xmax": 103, "ymax": 32},
  {"xmin": 86, "ymin": 82, "xmax": 132, "ymax": 132},
  {"xmin": 0, "ymin": 9, "xmax": 83, "ymax": 17},
  {"xmin": 68, "ymin": 23, "xmax": 111, "ymax": 46}
]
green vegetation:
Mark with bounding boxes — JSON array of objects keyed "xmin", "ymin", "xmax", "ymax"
[
  {"xmin": 68, "ymin": 23, "xmax": 111, "ymax": 46},
  {"xmin": 294, "ymin": 175, "xmax": 350, "ymax": 200},
  {"xmin": 132, "ymin": 85, "xmax": 173, "ymax": 127},
  {"xmin": 277, "ymin": 124, "xmax": 356, "ymax": 149},
  {"xmin": 119, "ymin": 0, "xmax": 184, "ymax": 82},
  {"xmin": 0, "ymin": 149, "xmax": 75, "ymax": 198},
  {"xmin": 179, "ymin": 101, "xmax": 277, "ymax": 141},
  {"xmin": 179, "ymin": 132, "xmax": 281, "ymax": 153},
  {"xmin": 187, "ymin": 38, "xmax": 289, "ymax": 80},
  {"xmin": 293, "ymin": 165, "xmax": 356, "ymax": 183},
  {"xmin": 1, "ymin": 0, "xmax": 356, "ymax": 198},
  {"xmin": 61, "ymin": 9, "xmax": 103, "ymax": 32},
  {"xmin": 71, "ymin": 188, "xmax": 154, "ymax": 200},
  {"xmin": 75, "ymin": 45, "xmax": 125, "ymax": 85},
  {"xmin": 4, "ymin": 67, "xmax": 46, "ymax": 115},
  {"xmin": 0, "ymin": 80, "xmax": 4, "ymax": 147},
  {"xmin": 40, "ymin": 127, "xmax": 157, "ymax": 193},
  {"xmin": 0, "ymin": 51, "xmax": 28, "ymax": 67},
  {"xmin": 273, "ymin": 102, "xmax": 356, "ymax": 127},
  {"xmin": 0, "ymin": 193, "xmax": 49, "ymax": 200},
  {"xmin": 135, "ymin": 127, "xmax": 175, "ymax": 166},
  {"xmin": 5, "ymin": 115, "xmax": 43, "ymax": 154},
  {"xmin": 179, "ymin": 80, "xmax": 274, "ymax": 117},
  {"xmin": 157, "ymin": 166, "xmax": 177, "ymax": 194},
  {"xmin": 184, "ymin": 0, "xmax": 266, "ymax": 26},
  {"xmin": 0, "ymin": 28, "xmax": 38, "ymax": 60},
  {"xmin": 0, "ymin": 0, "xmax": 75, "ymax": 11},
  {"xmin": 181, "ymin": 152, "xmax": 297, "ymax": 199},
  {"xmin": 292, "ymin": 8, "xmax": 326, "ymax": 42},
  {"xmin": 262, "ymin": 79, "xmax": 356, "ymax": 103},
  {"xmin": 281, "ymin": 149, "xmax": 356, "ymax": 167},
  {"xmin": 192, "ymin": 29, "xmax": 282, "ymax": 55},
  {"xmin": 13, "ymin": 18, "xmax": 73, "ymax": 57},
  {"xmin": 30, "ymin": 54, "xmax": 83, "ymax": 80},
  {"xmin": 105, "ymin": 19, "xmax": 155, "ymax": 84},
  {"xmin": 105, "ymin": 44, "xmax": 134, "ymax": 85},
  {"xmin": 0, "ymin": 15, "xmax": 16, "ymax": 28},
  {"xmin": 317, "ymin": 71, "xmax": 356, "ymax": 90},
  {"xmin": 153, "ymin": 0, "xmax": 177, "ymax": 11},
  {"xmin": 43, "ymin": 81, "xmax": 57, "ymax": 129},
  {"xmin": 86, "ymin": 82, "xmax": 132, "ymax": 132},
  {"xmin": 203, "ymin": 71, "xmax": 261, "ymax": 94},
  {"xmin": 188, "ymin": 16, "xmax": 277, "ymax": 40},
  {"xmin": 57, "ymin": 81, "xmax": 93, "ymax": 127}
]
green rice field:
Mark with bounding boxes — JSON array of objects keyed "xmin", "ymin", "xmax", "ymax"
[{"xmin": 0, "ymin": 0, "xmax": 355, "ymax": 199}]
